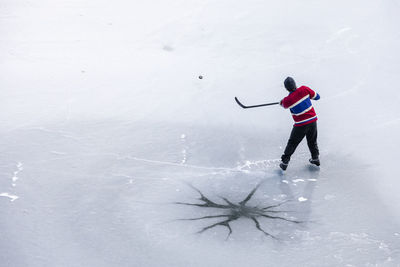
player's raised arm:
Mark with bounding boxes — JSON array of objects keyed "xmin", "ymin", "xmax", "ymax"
[{"xmin": 307, "ymin": 87, "xmax": 320, "ymax": 100}]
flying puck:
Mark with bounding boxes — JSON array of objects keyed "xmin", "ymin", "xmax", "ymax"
[{"xmin": 198, "ymin": 75, "xmax": 203, "ymax": 79}]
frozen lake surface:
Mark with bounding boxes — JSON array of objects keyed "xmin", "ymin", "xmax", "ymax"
[{"xmin": 1, "ymin": 121, "xmax": 399, "ymax": 266}]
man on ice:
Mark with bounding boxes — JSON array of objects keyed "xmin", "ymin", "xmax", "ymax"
[{"xmin": 279, "ymin": 77, "xmax": 321, "ymax": 171}]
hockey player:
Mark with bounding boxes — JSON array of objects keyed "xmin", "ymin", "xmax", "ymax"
[{"xmin": 279, "ymin": 77, "xmax": 320, "ymax": 170}]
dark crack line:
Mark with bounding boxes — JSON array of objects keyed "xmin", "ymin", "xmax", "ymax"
[
  {"xmin": 258, "ymin": 214, "xmax": 302, "ymax": 224},
  {"xmin": 174, "ymin": 201, "xmax": 230, "ymax": 209},
  {"xmin": 177, "ymin": 183, "xmax": 302, "ymax": 239},
  {"xmin": 259, "ymin": 210, "xmax": 291, "ymax": 213},
  {"xmin": 197, "ymin": 217, "xmax": 238, "ymax": 239},
  {"xmin": 261, "ymin": 200, "xmax": 291, "ymax": 211},
  {"xmin": 250, "ymin": 217, "xmax": 277, "ymax": 239},
  {"xmin": 178, "ymin": 214, "xmax": 230, "ymax": 221},
  {"xmin": 239, "ymin": 183, "xmax": 261, "ymax": 206},
  {"xmin": 220, "ymin": 197, "xmax": 237, "ymax": 207},
  {"xmin": 181, "ymin": 184, "xmax": 233, "ymax": 208}
]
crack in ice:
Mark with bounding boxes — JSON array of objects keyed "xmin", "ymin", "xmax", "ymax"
[{"xmin": 176, "ymin": 183, "xmax": 303, "ymax": 239}]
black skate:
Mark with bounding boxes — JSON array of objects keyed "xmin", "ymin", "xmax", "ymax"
[
  {"xmin": 309, "ymin": 158, "xmax": 320, "ymax": 166},
  {"xmin": 279, "ymin": 162, "xmax": 288, "ymax": 171}
]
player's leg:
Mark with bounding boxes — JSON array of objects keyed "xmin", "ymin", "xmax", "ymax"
[
  {"xmin": 306, "ymin": 121, "xmax": 320, "ymax": 165},
  {"xmin": 281, "ymin": 125, "xmax": 307, "ymax": 169}
]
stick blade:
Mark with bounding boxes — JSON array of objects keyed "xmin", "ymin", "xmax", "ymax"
[{"xmin": 234, "ymin": 97, "xmax": 247, "ymax": 108}]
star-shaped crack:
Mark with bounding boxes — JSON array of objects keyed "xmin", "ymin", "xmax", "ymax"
[{"xmin": 175, "ymin": 183, "xmax": 303, "ymax": 239}]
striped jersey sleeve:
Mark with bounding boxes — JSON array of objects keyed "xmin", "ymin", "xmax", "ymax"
[{"xmin": 306, "ymin": 87, "xmax": 320, "ymax": 100}]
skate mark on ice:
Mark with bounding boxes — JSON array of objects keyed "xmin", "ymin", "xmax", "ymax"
[
  {"xmin": 111, "ymin": 173, "xmax": 134, "ymax": 184},
  {"xmin": 180, "ymin": 134, "xmax": 187, "ymax": 164},
  {"xmin": 27, "ymin": 127, "xmax": 83, "ymax": 142},
  {"xmin": 11, "ymin": 162, "xmax": 23, "ymax": 187},
  {"xmin": 50, "ymin": 151, "xmax": 67, "ymax": 155},
  {"xmin": 127, "ymin": 156, "xmax": 282, "ymax": 175},
  {"xmin": 175, "ymin": 183, "xmax": 303, "ymax": 239},
  {"xmin": 0, "ymin": 192, "xmax": 19, "ymax": 202},
  {"xmin": 236, "ymin": 159, "xmax": 281, "ymax": 172},
  {"xmin": 126, "ymin": 156, "xmax": 240, "ymax": 172},
  {"xmin": 326, "ymin": 27, "xmax": 352, "ymax": 43}
]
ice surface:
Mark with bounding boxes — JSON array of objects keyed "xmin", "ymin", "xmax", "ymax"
[{"xmin": 1, "ymin": 0, "xmax": 400, "ymax": 266}]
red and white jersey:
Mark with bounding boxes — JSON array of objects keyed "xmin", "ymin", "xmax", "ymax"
[{"xmin": 280, "ymin": 86, "xmax": 320, "ymax": 127}]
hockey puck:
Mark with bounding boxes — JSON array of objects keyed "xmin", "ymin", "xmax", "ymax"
[{"xmin": 198, "ymin": 75, "xmax": 203, "ymax": 79}]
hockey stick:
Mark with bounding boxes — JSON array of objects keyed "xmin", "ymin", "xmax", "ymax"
[{"xmin": 234, "ymin": 97, "xmax": 279, "ymax": 109}]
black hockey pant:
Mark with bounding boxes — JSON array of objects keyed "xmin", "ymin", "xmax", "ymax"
[{"xmin": 281, "ymin": 121, "xmax": 319, "ymax": 164}]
